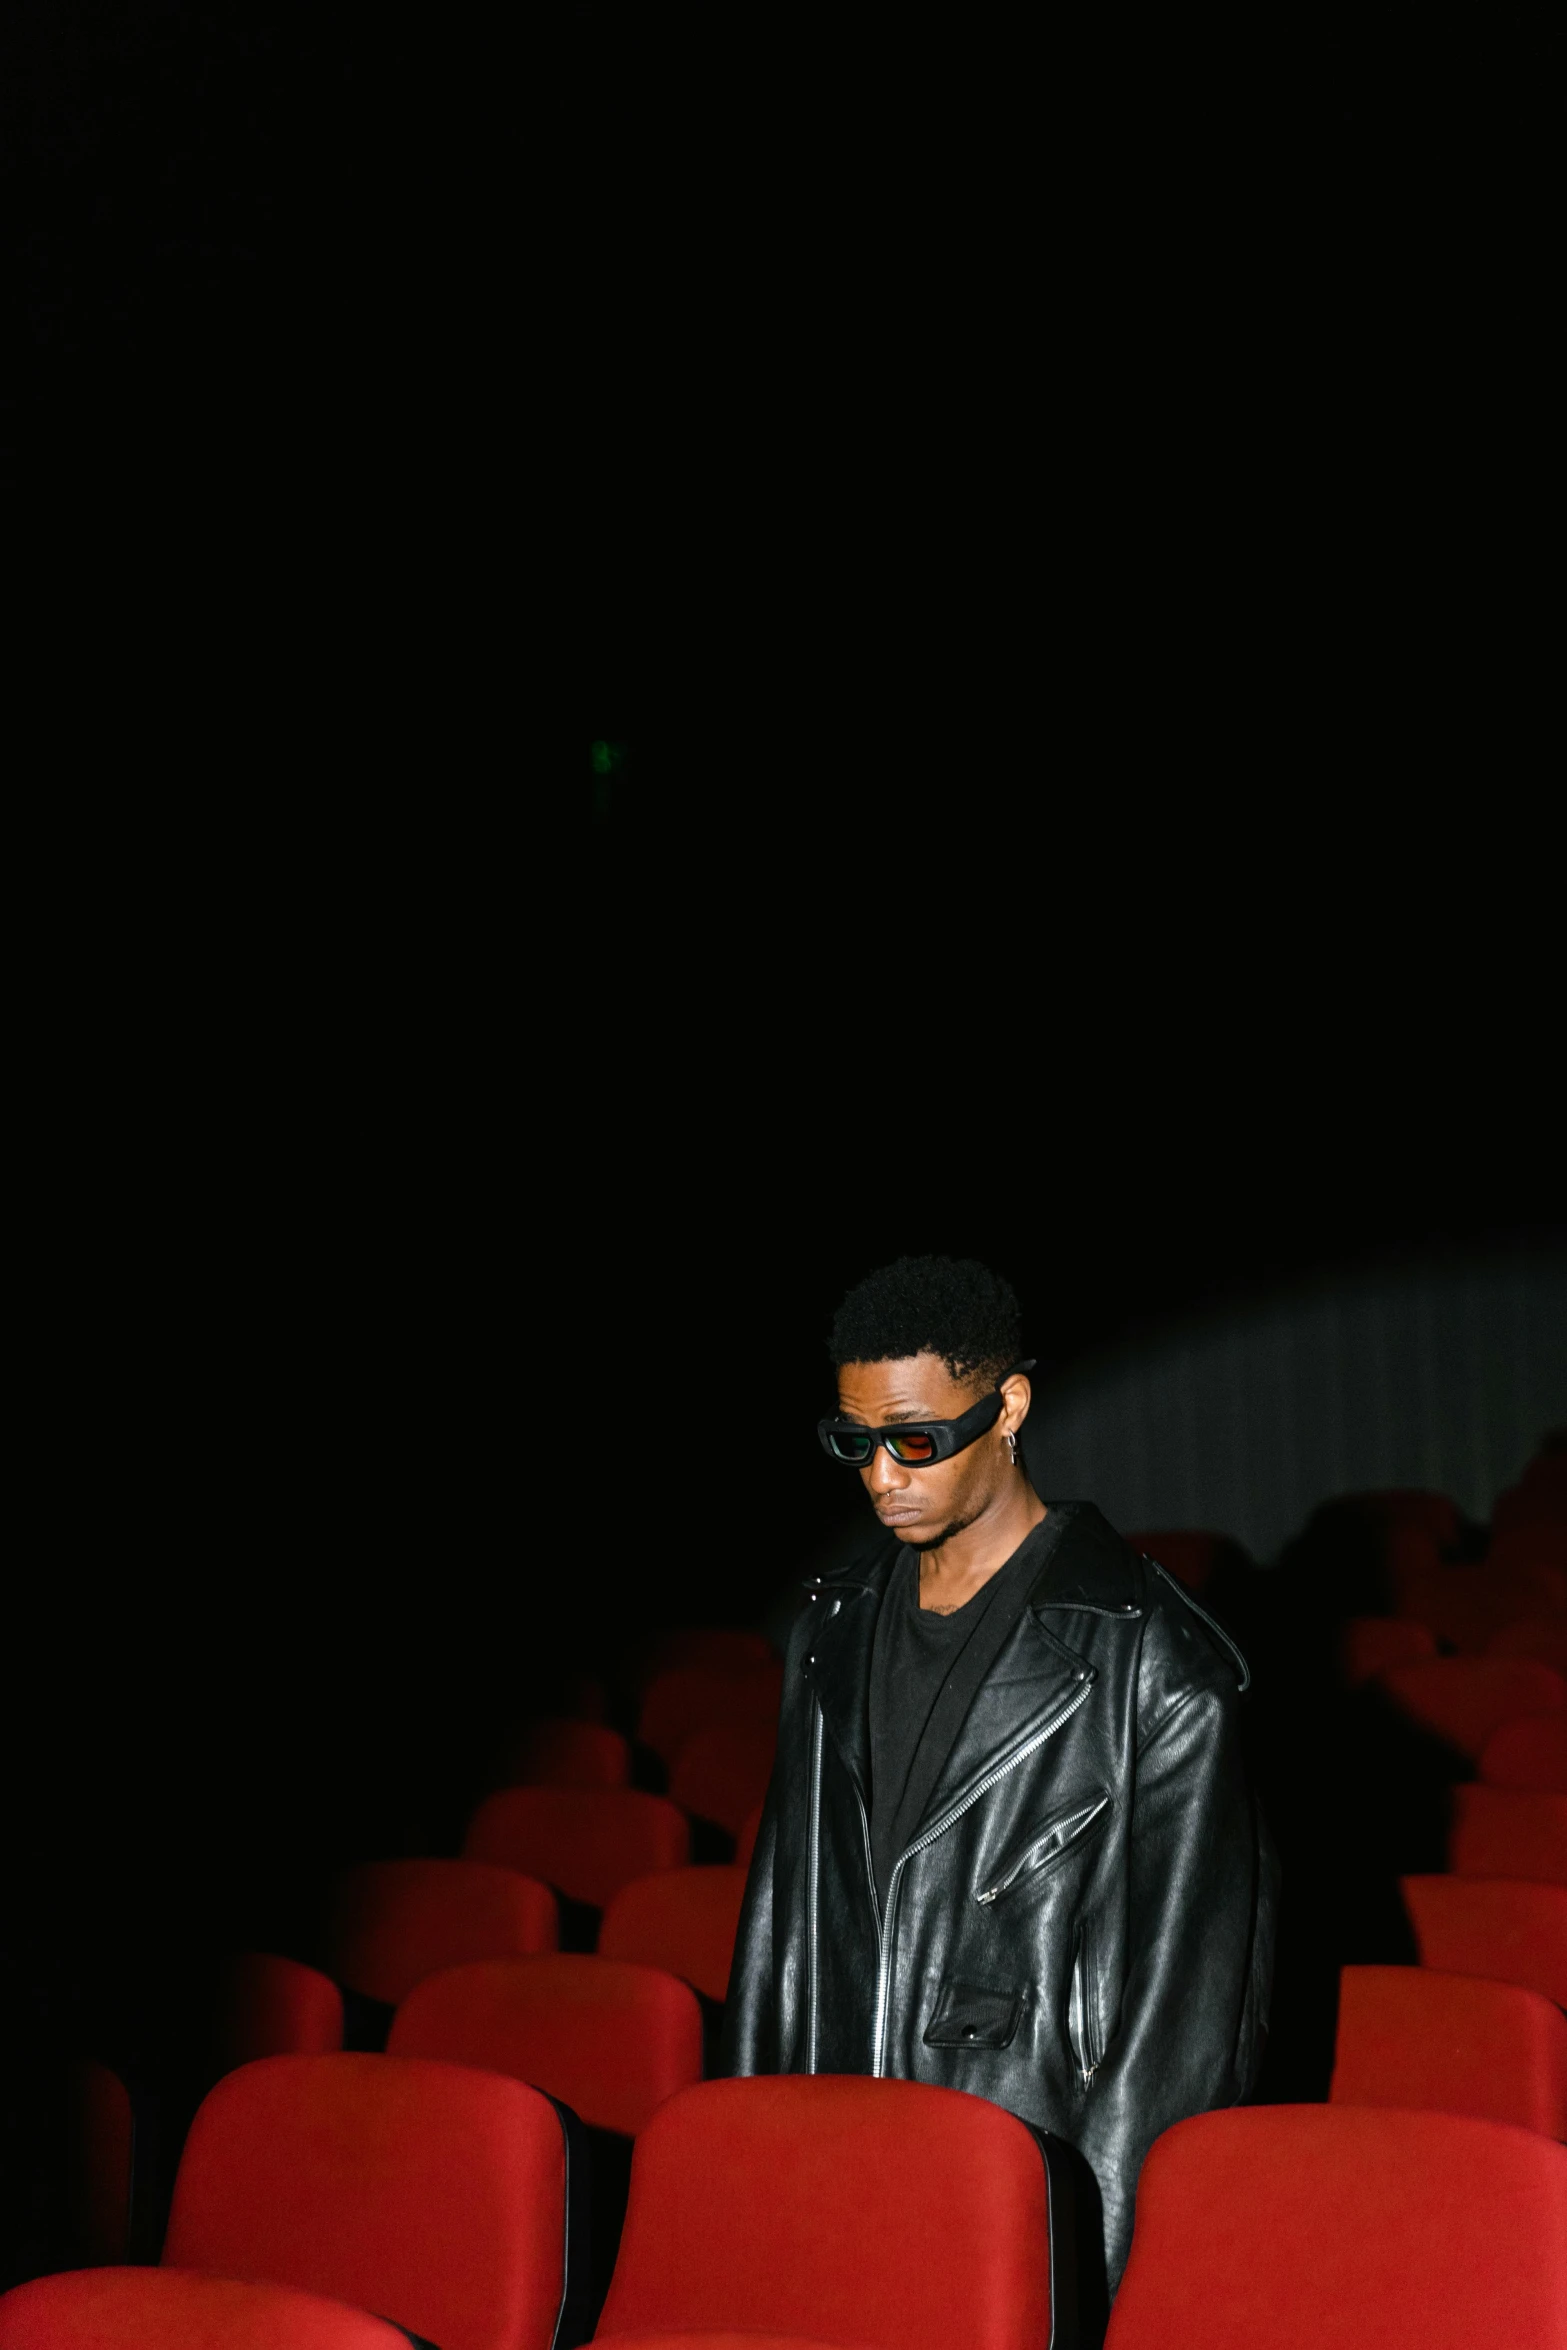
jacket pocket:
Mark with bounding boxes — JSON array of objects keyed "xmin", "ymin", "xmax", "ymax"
[
  {"xmin": 1066, "ymin": 1922, "xmax": 1102, "ymax": 2087},
  {"xmin": 975, "ymin": 1793, "xmax": 1111, "ymax": 1908},
  {"xmin": 922, "ymin": 1977, "xmax": 1024, "ymax": 2050}
]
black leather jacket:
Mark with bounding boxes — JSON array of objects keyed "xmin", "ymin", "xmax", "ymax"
[{"xmin": 722, "ymin": 1502, "xmax": 1277, "ymax": 2289}]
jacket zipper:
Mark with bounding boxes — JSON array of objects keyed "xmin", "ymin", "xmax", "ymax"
[
  {"xmin": 975, "ymin": 1794, "xmax": 1111, "ymax": 1907},
  {"xmin": 869, "ymin": 1674, "xmax": 1096, "ymax": 2076},
  {"xmin": 805, "ymin": 1696, "xmax": 824, "ymax": 2073},
  {"xmin": 1068, "ymin": 1922, "xmax": 1101, "ymax": 2087}
]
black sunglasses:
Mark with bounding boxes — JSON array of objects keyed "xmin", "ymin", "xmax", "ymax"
[{"xmin": 818, "ymin": 1361, "xmax": 1036, "ymax": 1468}]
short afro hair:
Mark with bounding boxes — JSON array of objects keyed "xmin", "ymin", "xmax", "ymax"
[{"xmin": 829, "ymin": 1256, "xmax": 1024, "ymax": 1389}]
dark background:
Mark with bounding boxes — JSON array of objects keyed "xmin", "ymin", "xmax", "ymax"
[{"xmin": 6, "ymin": 0, "xmax": 1561, "ymax": 2292}]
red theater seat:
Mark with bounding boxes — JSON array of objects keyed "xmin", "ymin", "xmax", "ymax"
[
  {"xmin": 1490, "ymin": 1618, "xmax": 1567, "ymax": 1675},
  {"xmin": 593, "ymin": 2338, "xmax": 838, "ymax": 2349},
  {"xmin": 1329, "ymin": 1963, "xmax": 1567, "ymax": 2137},
  {"xmin": 639, "ymin": 1629, "xmax": 776, "ymax": 1682},
  {"xmin": 1390, "ymin": 1546, "xmax": 1567, "ymax": 1654},
  {"xmin": 1378, "ymin": 1656, "xmax": 1566, "ymax": 1759},
  {"xmin": 667, "ymin": 1723, "xmax": 776, "ymax": 1836},
  {"xmin": 0, "ymin": 2268, "xmax": 412, "ymax": 2348},
  {"xmin": 598, "ymin": 1868, "xmax": 748, "ymax": 2002},
  {"xmin": 1402, "ymin": 1874, "xmax": 1567, "ymax": 2008},
  {"xmin": 70, "ymin": 2062, "xmax": 133, "ymax": 2266},
  {"xmin": 1341, "ymin": 1616, "xmax": 1438, "ymax": 1685},
  {"xmin": 390, "ymin": 1955, "xmax": 702, "ymax": 2138},
  {"xmin": 1449, "ymin": 1783, "xmax": 1567, "ymax": 1885},
  {"xmin": 1104, "ymin": 2106, "xmax": 1567, "ymax": 2350},
  {"xmin": 328, "ymin": 1860, "xmax": 557, "ymax": 2007},
  {"xmin": 637, "ymin": 1664, "xmax": 784, "ymax": 1767},
  {"xmin": 509, "ymin": 1720, "xmax": 632, "ymax": 1790},
  {"xmin": 218, "ymin": 1954, "xmax": 344, "ymax": 2070},
  {"xmin": 1124, "ymin": 1531, "xmax": 1221, "ymax": 1593},
  {"xmin": 465, "ymin": 1789, "xmax": 690, "ymax": 1911},
  {"xmin": 1483, "ymin": 1714, "xmax": 1567, "ymax": 1794},
  {"xmin": 593, "ymin": 2075, "xmax": 1053, "ymax": 2350},
  {"xmin": 163, "ymin": 2053, "xmax": 570, "ymax": 2350},
  {"xmin": 734, "ymin": 1804, "xmax": 763, "ymax": 1871}
]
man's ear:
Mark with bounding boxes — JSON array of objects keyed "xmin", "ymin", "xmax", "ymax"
[{"xmin": 998, "ymin": 1371, "xmax": 1032, "ymax": 1433}]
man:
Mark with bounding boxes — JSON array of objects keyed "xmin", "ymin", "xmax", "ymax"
[{"xmin": 723, "ymin": 1255, "xmax": 1275, "ymax": 2298}]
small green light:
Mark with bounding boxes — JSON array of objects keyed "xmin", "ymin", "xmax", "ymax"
[{"xmin": 590, "ymin": 740, "xmax": 626, "ymax": 776}]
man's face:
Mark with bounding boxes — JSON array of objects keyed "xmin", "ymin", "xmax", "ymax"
[{"xmin": 835, "ymin": 1351, "xmax": 1016, "ymax": 1548}]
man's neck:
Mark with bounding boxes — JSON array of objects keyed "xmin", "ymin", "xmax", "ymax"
[{"xmin": 916, "ymin": 1485, "xmax": 1048, "ymax": 1613}]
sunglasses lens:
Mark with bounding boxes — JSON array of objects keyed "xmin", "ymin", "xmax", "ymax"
[
  {"xmin": 886, "ymin": 1429, "xmax": 937, "ymax": 1463},
  {"xmin": 828, "ymin": 1429, "xmax": 873, "ymax": 1463}
]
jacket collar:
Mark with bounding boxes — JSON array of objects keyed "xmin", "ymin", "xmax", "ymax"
[{"xmin": 799, "ymin": 1533, "xmax": 898, "ymax": 1814}]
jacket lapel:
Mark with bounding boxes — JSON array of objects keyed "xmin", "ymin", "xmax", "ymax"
[{"xmin": 800, "ymin": 1539, "xmax": 896, "ymax": 1814}]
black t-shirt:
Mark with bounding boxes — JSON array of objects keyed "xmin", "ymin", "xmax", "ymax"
[{"xmin": 867, "ymin": 1514, "xmax": 1059, "ymax": 1907}]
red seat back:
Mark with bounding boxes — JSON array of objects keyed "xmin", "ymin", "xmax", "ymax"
[
  {"xmin": 1329, "ymin": 1963, "xmax": 1567, "ymax": 2138},
  {"xmin": 328, "ymin": 1861, "xmax": 557, "ymax": 2007},
  {"xmin": 591, "ymin": 2337, "xmax": 838, "ymax": 2350},
  {"xmin": 1124, "ymin": 1530, "xmax": 1221, "ymax": 1593},
  {"xmin": 1489, "ymin": 1524, "xmax": 1567, "ymax": 1579},
  {"xmin": 637, "ymin": 1664, "xmax": 784, "ymax": 1766},
  {"xmin": 0, "ymin": 2268, "xmax": 410, "ymax": 2348},
  {"xmin": 1105, "ymin": 2106, "xmax": 1567, "ymax": 2350},
  {"xmin": 163, "ymin": 2054, "xmax": 568, "ymax": 2350},
  {"xmin": 1378, "ymin": 1657, "xmax": 1566, "ymax": 1758},
  {"xmin": 1489, "ymin": 1618, "xmax": 1567, "ymax": 1675},
  {"xmin": 637, "ymin": 1629, "xmax": 776, "ymax": 1684},
  {"xmin": 1340, "ymin": 1616, "xmax": 1437, "ymax": 1686},
  {"xmin": 508, "ymin": 1719, "xmax": 631, "ymax": 1790},
  {"xmin": 667, "ymin": 1723, "xmax": 776, "ymax": 1835},
  {"xmin": 595, "ymin": 2075, "xmax": 1052, "ymax": 2350},
  {"xmin": 219, "ymin": 1954, "xmax": 344, "ymax": 2070},
  {"xmin": 598, "ymin": 1867, "xmax": 748, "ymax": 2002},
  {"xmin": 390, "ymin": 1954, "xmax": 701, "ymax": 2137},
  {"xmin": 464, "ymin": 1789, "xmax": 689, "ymax": 1910},
  {"xmin": 1482, "ymin": 1713, "xmax": 1567, "ymax": 1793},
  {"xmin": 1449, "ymin": 1783, "xmax": 1567, "ymax": 1885},
  {"xmin": 1402, "ymin": 1874, "xmax": 1567, "ymax": 2007}
]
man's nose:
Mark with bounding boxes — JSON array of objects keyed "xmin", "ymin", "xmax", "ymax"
[{"xmin": 866, "ymin": 1443, "xmax": 908, "ymax": 1494}]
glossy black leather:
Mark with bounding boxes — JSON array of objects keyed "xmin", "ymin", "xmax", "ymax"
[{"xmin": 721, "ymin": 1502, "xmax": 1277, "ymax": 2290}]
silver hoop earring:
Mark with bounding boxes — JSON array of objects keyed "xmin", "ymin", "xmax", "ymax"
[{"xmin": 1006, "ymin": 1432, "xmax": 1018, "ymax": 1468}]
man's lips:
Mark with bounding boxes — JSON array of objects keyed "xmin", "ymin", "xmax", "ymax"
[{"xmin": 876, "ymin": 1507, "xmax": 923, "ymax": 1524}]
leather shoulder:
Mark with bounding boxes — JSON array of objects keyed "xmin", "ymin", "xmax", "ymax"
[{"xmin": 1029, "ymin": 1499, "xmax": 1143, "ymax": 1613}]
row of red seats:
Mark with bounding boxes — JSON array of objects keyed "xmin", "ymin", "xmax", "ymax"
[{"xmin": 12, "ymin": 2061, "xmax": 1565, "ymax": 2347}]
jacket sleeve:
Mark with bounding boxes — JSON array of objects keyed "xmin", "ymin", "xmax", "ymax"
[
  {"xmin": 718, "ymin": 1774, "xmax": 779, "ymax": 2075},
  {"xmin": 1076, "ymin": 1663, "xmax": 1270, "ymax": 2290}
]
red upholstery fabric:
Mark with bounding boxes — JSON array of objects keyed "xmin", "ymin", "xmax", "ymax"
[
  {"xmin": 1449, "ymin": 1783, "xmax": 1567, "ymax": 1885},
  {"xmin": 1341, "ymin": 1616, "xmax": 1437, "ymax": 1686},
  {"xmin": 594, "ymin": 2075, "xmax": 1052, "ymax": 2350},
  {"xmin": 1329, "ymin": 1964, "xmax": 1567, "ymax": 2137},
  {"xmin": 1105, "ymin": 2105, "xmax": 1567, "ymax": 2350},
  {"xmin": 637, "ymin": 1629, "xmax": 776, "ymax": 1684},
  {"xmin": 329, "ymin": 1861, "xmax": 558, "ymax": 2005},
  {"xmin": 1483, "ymin": 1713, "xmax": 1567, "ymax": 1793},
  {"xmin": 1378, "ymin": 1657, "xmax": 1566, "ymax": 1758},
  {"xmin": 163, "ymin": 2054, "xmax": 566, "ymax": 2350},
  {"xmin": 1402, "ymin": 1874, "xmax": 1567, "ymax": 2007},
  {"xmin": 71, "ymin": 2062, "xmax": 133, "ymax": 2266},
  {"xmin": 510, "ymin": 1720, "xmax": 631, "ymax": 1790},
  {"xmin": 598, "ymin": 1867, "xmax": 748, "ymax": 2001},
  {"xmin": 1490, "ymin": 1619, "xmax": 1567, "ymax": 1676},
  {"xmin": 666, "ymin": 1723, "xmax": 776, "ymax": 1835},
  {"xmin": 1123, "ymin": 1531, "xmax": 1220, "ymax": 1593},
  {"xmin": 592, "ymin": 2337, "xmax": 839, "ymax": 2349},
  {"xmin": 220, "ymin": 1954, "xmax": 344, "ymax": 2070},
  {"xmin": 390, "ymin": 1955, "xmax": 702, "ymax": 2137},
  {"xmin": 637, "ymin": 1664, "xmax": 785, "ymax": 1767},
  {"xmin": 0, "ymin": 2269, "xmax": 406, "ymax": 2348},
  {"xmin": 734, "ymin": 1804, "xmax": 763, "ymax": 1872},
  {"xmin": 464, "ymin": 1790, "xmax": 690, "ymax": 1910}
]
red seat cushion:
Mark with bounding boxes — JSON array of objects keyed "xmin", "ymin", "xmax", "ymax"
[
  {"xmin": 329, "ymin": 1861, "xmax": 558, "ymax": 2005},
  {"xmin": 390, "ymin": 1955, "xmax": 702, "ymax": 2137},
  {"xmin": 509, "ymin": 1720, "xmax": 631, "ymax": 1790},
  {"xmin": 1378, "ymin": 1657, "xmax": 1566, "ymax": 1758},
  {"xmin": 464, "ymin": 1789, "xmax": 690, "ymax": 1910},
  {"xmin": 0, "ymin": 2269, "xmax": 406, "ymax": 2348},
  {"xmin": 1449, "ymin": 1784, "xmax": 1567, "ymax": 1884},
  {"xmin": 666, "ymin": 1724, "xmax": 776, "ymax": 1835},
  {"xmin": 1401, "ymin": 1874, "xmax": 1567, "ymax": 2008},
  {"xmin": 597, "ymin": 1867, "xmax": 748, "ymax": 2002},
  {"xmin": 220, "ymin": 1954, "xmax": 344, "ymax": 2069},
  {"xmin": 1105, "ymin": 2106, "xmax": 1567, "ymax": 2350},
  {"xmin": 163, "ymin": 2053, "xmax": 567, "ymax": 2350},
  {"xmin": 1329, "ymin": 1964, "xmax": 1567, "ymax": 2138},
  {"xmin": 594, "ymin": 2075, "xmax": 1052, "ymax": 2350},
  {"xmin": 1482, "ymin": 1714, "xmax": 1567, "ymax": 1793},
  {"xmin": 637, "ymin": 1664, "xmax": 784, "ymax": 1767}
]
